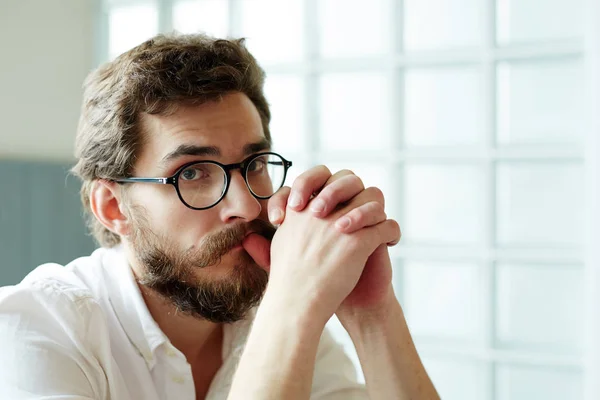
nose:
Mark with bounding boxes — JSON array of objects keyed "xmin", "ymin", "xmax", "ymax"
[{"xmin": 218, "ymin": 169, "xmax": 262, "ymax": 223}]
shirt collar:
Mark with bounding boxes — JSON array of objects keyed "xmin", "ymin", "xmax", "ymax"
[{"xmin": 101, "ymin": 246, "xmax": 168, "ymax": 370}]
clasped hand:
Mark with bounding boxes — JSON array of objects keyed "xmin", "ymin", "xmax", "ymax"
[{"xmin": 243, "ymin": 166, "xmax": 401, "ymax": 326}]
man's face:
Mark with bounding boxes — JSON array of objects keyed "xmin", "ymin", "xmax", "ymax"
[{"xmin": 123, "ymin": 92, "xmax": 275, "ymax": 323}]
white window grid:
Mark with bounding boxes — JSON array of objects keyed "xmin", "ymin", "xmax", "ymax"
[{"xmin": 95, "ymin": 0, "xmax": 600, "ymax": 398}]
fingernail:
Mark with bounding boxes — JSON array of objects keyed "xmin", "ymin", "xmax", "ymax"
[
  {"xmin": 335, "ymin": 217, "xmax": 351, "ymax": 230},
  {"xmin": 269, "ymin": 209, "xmax": 283, "ymax": 223},
  {"xmin": 310, "ymin": 199, "xmax": 326, "ymax": 213},
  {"xmin": 288, "ymin": 193, "xmax": 302, "ymax": 208}
]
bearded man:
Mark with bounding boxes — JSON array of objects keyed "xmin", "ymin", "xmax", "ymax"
[{"xmin": 0, "ymin": 34, "xmax": 438, "ymax": 400}]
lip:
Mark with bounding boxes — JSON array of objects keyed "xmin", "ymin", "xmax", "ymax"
[{"xmin": 232, "ymin": 231, "xmax": 256, "ymax": 251}]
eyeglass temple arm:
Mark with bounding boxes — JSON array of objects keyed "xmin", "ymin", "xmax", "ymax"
[
  {"xmin": 267, "ymin": 161, "xmax": 293, "ymax": 167},
  {"xmin": 114, "ymin": 177, "xmax": 175, "ymax": 184}
]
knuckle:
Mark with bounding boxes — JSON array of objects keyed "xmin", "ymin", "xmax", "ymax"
[
  {"xmin": 271, "ymin": 186, "xmax": 290, "ymax": 200},
  {"xmin": 346, "ymin": 202, "xmax": 384, "ymax": 227},
  {"xmin": 314, "ymin": 190, "xmax": 333, "ymax": 207},
  {"xmin": 325, "ymin": 168, "xmax": 352, "ymax": 186},
  {"xmin": 368, "ymin": 201, "xmax": 385, "ymax": 214},
  {"xmin": 368, "ymin": 209, "xmax": 386, "ymax": 225},
  {"xmin": 318, "ymin": 165, "xmax": 332, "ymax": 175},
  {"xmin": 385, "ymin": 219, "xmax": 401, "ymax": 241},
  {"xmin": 346, "ymin": 174, "xmax": 364, "ymax": 189},
  {"xmin": 321, "ymin": 175, "xmax": 356, "ymax": 200},
  {"xmin": 358, "ymin": 205, "xmax": 373, "ymax": 220},
  {"xmin": 291, "ymin": 174, "xmax": 307, "ymax": 190},
  {"xmin": 366, "ymin": 186, "xmax": 385, "ymax": 204},
  {"xmin": 292, "ymin": 176, "xmax": 312, "ymax": 195},
  {"xmin": 321, "ymin": 180, "xmax": 342, "ymax": 197},
  {"xmin": 268, "ymin": 198, "xmax": 284, "ymax": 213},
  {"xmin": 281, "ymin": 185, "xmax": 292, "ymax": 195},
  {"xmin": 295, "ymin": 165, "xmax": 331, "ymax": 193},
  {"xmin": 346, "ymin": 208, "xmax": 363, "ymax": 225},
  {"xmin": 335, "ymin": 176, "xmax": 354, "ymax": 193},
  {"xmin": 325, "ymin": 169, "xmax": 352, "ymax": 186},
  {"xmin": 336, "ymin": 169, "xmax": 355, "ymax": 176},
  {"xmin": 392, "ymin": 219, "xmax": 402, "ymax": 237}
]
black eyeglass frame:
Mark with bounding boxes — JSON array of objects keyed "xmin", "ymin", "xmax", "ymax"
[{"xmin": 113, "ymin": 152, "xmax": 293, "ymax": 210}]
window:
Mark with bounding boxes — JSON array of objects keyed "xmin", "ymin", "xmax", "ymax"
[{"xmin": 99, "ymin": 1, "xmax": 600, "ymax": 398}]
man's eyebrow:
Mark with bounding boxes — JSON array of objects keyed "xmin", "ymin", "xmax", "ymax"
[
  {"xmin": 161, "ymin": 144, "xmax": 221, "ymax": 165},
  {"xmin": 161, "ymin": 138, "xmax": 271, "ymax": 165},
  {"xmin": 243, "ymin": 138, "xmax": 271, "ymax": 155}
]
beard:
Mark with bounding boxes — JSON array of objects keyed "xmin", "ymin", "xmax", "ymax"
[{"xmin": 127, "ymin": 207, "xmax": 276, "ymax": 323}]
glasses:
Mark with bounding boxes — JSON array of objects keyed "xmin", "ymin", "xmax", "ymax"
[{"xmin": 114, "ymin": 152, "xmax": 293, "ymax": 210}]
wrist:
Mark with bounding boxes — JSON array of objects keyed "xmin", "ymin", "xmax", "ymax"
[
  {"xmin": 259, "ymin": 284, "xmax": 329, "ymax": 337},
  {"xmin": 341, "ymin": 294, "xmax": 414, "ymax": 367},
  {"xmin": 337, "ymin": 288, "xmax": 404, "ymax": 336},
  {"xmin": 335, "ymin": 291, "xmax": 439, "ymax": 400}
]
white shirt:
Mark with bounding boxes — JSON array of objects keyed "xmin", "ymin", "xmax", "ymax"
[{"xmin": 0, "ymin": 247, "xmax": 367, "ymax": 400}]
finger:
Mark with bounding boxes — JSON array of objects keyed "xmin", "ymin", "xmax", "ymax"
[
  {"xmin": 330, "ymin": 186, "xmax": 386, "ymax": 219},
  {"xmin": 376, "ymin": 219, "xmax": 401, "ymax": 247},
  {"xmin": 273, "ymin": 169, "xmax": 357, "ymax": 224},
  {"xmin": 388, "ymin": 221, "xmax": 402, "ymax": 246},
  {"xmin": 288, "ymin": 165, "xmax": 332, "ymax": 211},
  {"xmin": 334, "ymin": 201, "xmax": 386, "ymax": 233},
  {"xmin": 242, "ymin": 233, "xmax": 271, "ymax": 272},
  {"xmin": 365, "ymin": 186, "xmax": 385, "ymax": 209},
  {"xmin": 267, "ymin": 186, "xmax": 291, "ymax": 225},
  {"xmin": 323, "ymin": 169, "xmax": 355, "ymax": 186},
  {"xmin": 355, "ymin": 219, "xmax": 402, "ymax": 250},
  {"xmin": 309, "ymin": 174, "xmax": 365, "ymax": 217},
  {"xmin": 272, "ymin": 169, "xmax": 362, "ymax": 223}
]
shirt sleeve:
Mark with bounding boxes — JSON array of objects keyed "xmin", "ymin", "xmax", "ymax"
[
  {"xmin": 0, "ymin": 280, "xmax": 105, "ymax": 400},
  {"xmin": 310, "ymin": 327, "xmax": 369, "ymax": 400}
]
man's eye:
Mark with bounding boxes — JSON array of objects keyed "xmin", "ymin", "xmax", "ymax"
[
  {"xmin": 248, "ymin": 159, "xmax": 266, "ymax": 173},
  {"xmin": 181, "ymin": 167, "xmax": 207, "ymax": 181}
]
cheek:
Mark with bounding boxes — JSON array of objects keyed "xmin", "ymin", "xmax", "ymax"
[
  {"xmin": 160, "ymin": 205, "xmax": 218, "ymax": 245},
  {"xmin": 131, "ymin": 183, "xmax": 174, "ymax": 208},
  {"xmin": 131, "ymin": 185, "xmax": 217, "ymax": 241}
]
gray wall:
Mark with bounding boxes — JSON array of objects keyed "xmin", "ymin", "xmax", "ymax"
[
  {"xmin": 0, "ymin": 161, "xmax": 96, "ymax": 285},
  {"xmin": 0, "ymin": 0, "xmax": 98, "ymax": 285}
]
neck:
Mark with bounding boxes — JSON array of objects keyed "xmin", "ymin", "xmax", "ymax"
[{"xmin": 138, "ymin": 282, "xmax": 223, "ymax": 359}]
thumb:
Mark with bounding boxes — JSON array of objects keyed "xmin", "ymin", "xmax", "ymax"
[{"xmin": 242, "ymin": 233, "xmax": 271, "ymax": 272}]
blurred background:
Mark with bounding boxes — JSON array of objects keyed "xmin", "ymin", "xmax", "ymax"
[{"xmin": 1, "ymin": 0, "xmax": 599, "ymax": 399}]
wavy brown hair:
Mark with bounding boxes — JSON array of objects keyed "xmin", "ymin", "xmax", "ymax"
[{"xmin": 71, "ymin": 33, "xmax": 271, "ymax": 248}]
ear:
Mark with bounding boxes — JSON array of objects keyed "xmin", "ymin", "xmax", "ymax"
[{"xmin": 89, "ymin": 180, "xmax": 131, "ymax": 237}]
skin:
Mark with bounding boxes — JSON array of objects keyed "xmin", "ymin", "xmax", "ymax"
[{"xmin": 89, "ymin": 91, "xmax": 439, "ymax": 399}]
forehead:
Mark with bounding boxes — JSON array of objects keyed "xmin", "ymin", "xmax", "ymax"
[{"xmin": 138, "ymin": 92, "xmax": 266, "ymax": 165}]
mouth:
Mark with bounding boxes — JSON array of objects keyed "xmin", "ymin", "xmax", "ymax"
[
  {"xmin": 232, "ymin": 233, "xmax": 252, "ymax": 251},
  {"xmin": 231, "ymin": 230, "xmax": 257, "ymax": 252}
]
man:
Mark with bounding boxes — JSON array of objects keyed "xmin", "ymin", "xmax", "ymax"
[{"xmin": 0, "ymin": 33, "xmax": 438, "ymax": 399}]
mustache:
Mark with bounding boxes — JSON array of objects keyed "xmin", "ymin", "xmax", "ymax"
[{"xmin": 192, "ymin": 219, "xmax": 276, "ymax": 267}]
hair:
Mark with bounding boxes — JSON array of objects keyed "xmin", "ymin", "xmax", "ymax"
[{"xmin": 71, "ymin": 33, "xmax": 271, "ymax": 248}]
